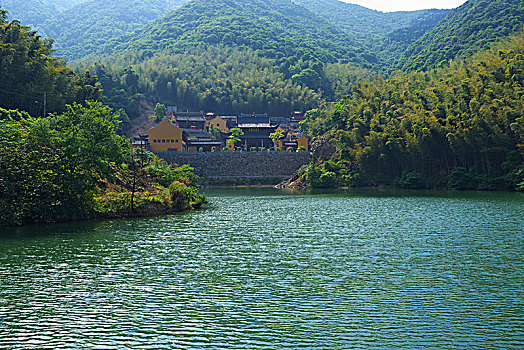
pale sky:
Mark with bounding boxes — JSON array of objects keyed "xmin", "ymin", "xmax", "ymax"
[{"xmin": 340, "ymin": 0, "xmax": 468, "ymax": 12}]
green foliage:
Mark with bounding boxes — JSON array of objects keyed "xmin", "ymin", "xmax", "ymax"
[
  {"xmin": 0, "ymin": 104, "xmax": 205, "ymax": 227},
  {"xmin": 104, "ymin": 0, "xmax": 377, "ymax": 69},
  {"xmin": 293, "ymin": 0, "xmax": 449, "ymax": 71},
  {"xmin": 396, "ymin": 171, "xmax": 425, "ymax": 189},
  {"xmin": 446, "ymin": 167, "xmax": 479, "ymax": 190},
  {"xmin": 1, "ymin": 0, "xmax": 190, "ymax": 60},
  {"xmin": 154, "ymin": 103, "xmax": 167, "ymax": 121},
  {"xmin": 292, "ymin": 68, "xmax": 322, "ymax": 91},
  {"xmin": 302, "ymin": 161, "xmax": 337, "ymax": 188},
  {"xmin": 0, "ymin": 13, "xmax": 103, "ymax": 115},
  {"xmin": 0, "ymin": 101, "xmax": 129, "ymax": 226},
  {"xmin": 0, "ymin": 108, "xmax": 30, "ymax": 121},
  {"xmin": 269, "ymin": 129, "xmax": 284, "ymax": 149},
  {"xmin": 89, "ymin": 63, "xmax": 141, "ymax": 121},
  {"xmin": 209, "ymin": 124, "xmax": 222, "ymax": 139},
  {"xmin": 229, "ymin": 128, "xmax": 244, "ymax": 146},
  {"xmin": 78, "ymin": 47, "xmax": 323, "ymax": 117},
  {"xmin": 399, "ymin": 0, "xmax": 524, "ymax": 71},
  {"xmin": 145, "ymin": 157, "xmax": 200, "ymax": 189},
  {"xmin": 301, "ymin": 33, "xmax": 524, "ymax": 191}
]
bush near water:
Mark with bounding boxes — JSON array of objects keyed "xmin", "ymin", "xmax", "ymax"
[{"xmin": 0, "ymin": 102, "xmax": 205, "ymax": 227}]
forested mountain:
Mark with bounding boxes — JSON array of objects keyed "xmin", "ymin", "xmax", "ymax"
[
  {"xmin": 0, "ymin": 0, "xmax": 190, "ymax": 59},
  {"xmin": 1, "ymin": 0, "xmax": 88, "ymax": 29},
  {"xmin": 292, "ymin": 0, "xmax": 449, "ymax": 70},
  {"xmin": 299, "ymin": 33, "xmax": 524, "ymax": 191},
  {"xmin": 102, "ymin": 0, "xmax": 378, "ymax": 69},
  {"xmin": 76, "ymin": 46, "xmax": 374, "ymax": 120},
  {"xmin": 399, "ymin": 0, "xmax": 524, "ymax": 71}
]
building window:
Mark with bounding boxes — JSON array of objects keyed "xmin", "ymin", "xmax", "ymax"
[
  {"xmin": 162, "ymin": 139, "xmax": 166, "ymax": 143},
  {"xmin": 171, "ymin": 140, "xmax": 174, "ymax": 143},
  {"xmin": 153, "ymin": 140, "xmax": 157, "ymax": 143},
  {"xmin": 176, "ymin": 139, "xmax": 179, "ymax": 143}
]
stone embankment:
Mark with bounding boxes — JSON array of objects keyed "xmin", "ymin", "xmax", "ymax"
[{"xmin": 156, "ymin": 151, "xmax": 312, "ymax": 179}]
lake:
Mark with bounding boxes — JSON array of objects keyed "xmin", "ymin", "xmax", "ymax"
[{"xmin": 0, "ymin": 188, "xmax": 523, "ymax": 349}]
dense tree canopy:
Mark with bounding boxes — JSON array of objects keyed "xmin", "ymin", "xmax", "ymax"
[
  {"xmin": 293, "ymin": 0, "xmax": 449, "ymax": 71},
  {"xmin": 301, "ymin": 33, "xmax": 524, "ymax": 191},
  {"xmin": 0, "ymin": 101, "xmax": 206, "ymax": 227},
  {"xmin": 77, "ymin": 46, "xmax": 374, "ymax": 117},
  {"xmin": 0, "ymin": 9, "xmax": 103, "ymax": 115},
  {"xmin": 0, "ymin": 101, "xmax": 128, "ymax": 225},
  {"xmin": 1, "ymin": 0, "xmax": 190, "ymax": 59},
  {"xmin": 102, "ymin": 0, "xmax": 378, "ymax": 69},
  {"xmin": 399, "ymin": 0, "xmax": 524, "ymax": 71}
]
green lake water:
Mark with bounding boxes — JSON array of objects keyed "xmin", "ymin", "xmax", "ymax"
[{"xmin": 0, "ymin": 188, "xmax": 523, "ymax": 349}]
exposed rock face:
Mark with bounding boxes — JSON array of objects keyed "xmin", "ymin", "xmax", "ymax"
[
  {"xmin": 275, "ymin": 164, "xmax": 309, "ymax": 189},
  {"xmin": 310, "ymin": 133, "xmax": 337, "ymax": 160}
]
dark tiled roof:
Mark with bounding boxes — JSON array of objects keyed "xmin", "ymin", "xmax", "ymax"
[
  {"xmin": 237, "ymin": 116, "xmax": 270, "ymax": 125},
  {"xmin": 174, "ymin": 112, "xmax": 203, "ymax": 117},
  {"xmin": 185, "ymin": 140, "xmax": 222, "ymax": 146},
  {"xmin": 240, "ymin": 130, "xmax": 275, "ymax": 139},
  {"xmin": 182, "ymin": 128, "xmax": 215, "ymax": 140},
  {"xmin": 237, "ymin": 123, "xmax": 275, "ymax": 128},
  {"xmin": 175, "ymin": 115, "xmax": 206, "ymax": 122}
]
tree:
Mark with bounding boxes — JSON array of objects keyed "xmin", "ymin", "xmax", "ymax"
[
  {"xmin": 229, "ymin": 128, "xmax": 244, "ymax": 149},
  {"xmin": 0, "ymin": 101, "xmax": 129, "ymax": 225},
  {"xmin": 154, "ymin": 103, "xmax": 167, "ymax": 122},
  {"xmin": 270, "ymin": 129, "xmax": 284, "ymax": 150},
  {"xmin": 292, "ymin": 68, "xmax": 322, "ymax": 90}
]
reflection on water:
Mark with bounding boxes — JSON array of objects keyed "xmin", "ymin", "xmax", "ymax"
[{"xmin": 0, "ymin": 189, "xmax": 523, "ymax": 349}]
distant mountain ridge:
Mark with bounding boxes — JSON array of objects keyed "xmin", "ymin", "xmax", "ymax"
[
  {"xmin": 292, "ymin": 0, "xmax": 449, "ymax": 70},
  {"xmin": 0, "ymin": 0, "xmax": 191, "ymax": 59},
  {"xmin": 399, "ymin": 0, "xmax": 524, "ymax": 71},
  {"xmin": 2, "ymin": 0, "xmax": 523, "ymax": 74},
  {"xmin": 102, "ymin": 0, "xmax": 379, "ymax": 68}
]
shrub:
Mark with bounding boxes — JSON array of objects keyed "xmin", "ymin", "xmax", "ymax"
[
  {"xmin": 169, "ymin": 181, "xmax": 191, "ymax": 210},
  {"xmin": 447, "ymin": 167, "xmax": 478, "ymax": 190},
  {"xmin": 396, "ymin": 171, "xmax": 425, "ymax": 189},
  {"xmin": 319, "ymin": 171, "xmax": 337, "ymax": 187}
]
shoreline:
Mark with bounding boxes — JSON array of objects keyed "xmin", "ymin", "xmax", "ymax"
[{"xmin": 1, "ymin": 203, "xmax": 206, "ymax": 229}]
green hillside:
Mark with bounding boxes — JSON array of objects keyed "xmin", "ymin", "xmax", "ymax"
[
  {"xmin": 1, "ymin": 0, "xmax": 87, "ymax": 29},
  {"xmin": 293, "ymin": 0, "xmax": 449, "ymax": 69},
  {"xmin": 0, "ymin": 0, "xmax": 190, "ymax": 59},
  {"xmin": 399, "ymin": 0, "xmax": 524, "ymax": 71},
  {"xmin": 299, "ymin": 33, "xmax": 524, "ymax": 191},
  {"xmin": 103, "ymin": 0, "xmax": 378, "ymax": 68}
]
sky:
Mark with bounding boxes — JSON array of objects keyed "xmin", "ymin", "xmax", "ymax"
[{"xmin": 340, "ymin": 0, "xmax": 468, "ymax": 12}]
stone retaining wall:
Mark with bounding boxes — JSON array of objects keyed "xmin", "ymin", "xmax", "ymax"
[{"xmin": 156, "ymin": 151, "xmax": 312, "ymax": 178}]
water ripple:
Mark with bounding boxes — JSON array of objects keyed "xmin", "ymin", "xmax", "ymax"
[{"xmin": 0, "ymin": 189, "xmax": 523, "ymax": 349}]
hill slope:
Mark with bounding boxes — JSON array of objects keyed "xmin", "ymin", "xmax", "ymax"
[
  {"xmin": 399, "ymin": 0, "xmax": 524, "ymax": 71},
  {"xmin": 293, "ymin": 0, "xmax": 449, "ymax": 63},
  {"xmin": 298, "ymin": 33, "xmax": 524, "ymax": 191},
  {"xmin": 0, "ymin": 0, "xmax": 190, "ymax": 59},
  {"xmin": 293, "ymin": 0, "xmax": 449, "ymax": 47},
  {"xmin": 2, "ymin": 0, "xmax": 87, "ymax": 29},
  {"xmin": 103, "ymin": 0, "xmax": 378, "ymax": 68}
]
